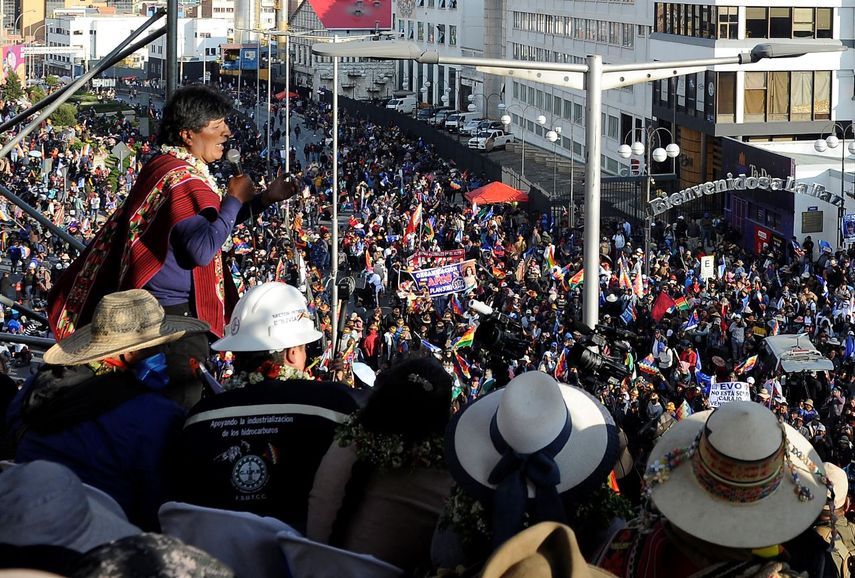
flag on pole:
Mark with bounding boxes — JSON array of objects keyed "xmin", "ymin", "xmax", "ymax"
[
  {"xmin": 318, "ymin": 341, "xmax": 334, "ymax": 371},
  {"xmin": 619, "ymin": 258, "xmax": 632, "ymax": 291},
  {"xmin": 555, "ymin": 348, "xmax": 568, "ymax": 380},
  {"xmin": 404, "ymin": 203, "xmax": 423, "ymax": 239},
  {"xmin": 568, "ymin": 268, "xmax": 584, "ymax": 289},
  {"xmin": 673, "ymin": 295, "xmax": 690, "ymax": 311},
  {"xmin": 685, "ymin": 309, "xmax": 699, "ymax": 330},
  {"xmin": 455, "ymin": 352, "xmax": 471, "ymax": 379},
  {"xmin": 676, "ymin": 399, "xmax": 693, "ymax": 420},
  {"xmin": 452, "ymin": 326, "xmax": 476, "ymax": 350},
  {"xmin": 638, "ymin": 354, "xmax": 661, "ymax": 376},
  {"xmin": 769, "ymin": 318, "xmax": 780, "ymax": 336},
  {"xmin": 420, "ymin": 338, "xmax": 442, "ymax": 355},
  {"xmin": 620, "ymin": 303, "xmax": 637, "ymax": 325},
  {"xmin": 275, "ymin": 258, "xmax": 286, "ymax": 281},
  {"xmin": 632, "ymin": 271, "xmax": 644, "ymax": 298},
  {"xmin": 734, "ymin": 354, "xmax": 758, "ymax": 375},
  {"xmin": 545, "ymin": 245, "xmax": 557, "ymax": 270},
  {"xmin": 651, "ymin": 291, "xmax": 677, "ymax": 322},
  {"xmin": 365, "ymin": 249, "xmax": 373, "ymax": 271},
  {"xmin": 450, "ymin": 293, "xmax": 466, "ymax": 316}
]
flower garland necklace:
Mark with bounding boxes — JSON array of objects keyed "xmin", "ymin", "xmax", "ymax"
[
  {"xmin": 335, "ymin": 413, "xmax": 446, "ymax": 472},
  {"xmin": 222, "ymin": 360, "xmax": 312, "ymax": 391},
  {"xmin": 160, "ymin": 144, "xmax": 222, "ymax": 197}
]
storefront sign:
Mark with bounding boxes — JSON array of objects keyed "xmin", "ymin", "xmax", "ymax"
[{"xmin": 649, "ymin": 174, "xmax": 844, "ymax": 216}]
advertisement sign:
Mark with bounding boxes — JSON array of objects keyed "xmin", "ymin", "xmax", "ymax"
[
  {"xmin": 406, "ymin": 249, "xmax": 465, "ymax": 269},
  {"xmin": 708, "ymin": 381, "xmax": 752, "ymax": 408},
  {"xmin": 1, "ymin": 45, "xmax": 24, "ymax": 83},
  {"xmin": 843, "ymin": 214, "xmax": 855, "ymax": 242},
  {"xmin": 239, "ymin": 48, "xmax": 258, "ymax": 71},
  {"xmin": 307, "ymin": 0, "xmax": 392, "ymax": 30},
  {"xmin": 410, "ymin": 259, "xmax": 477, "ymax": 297}
]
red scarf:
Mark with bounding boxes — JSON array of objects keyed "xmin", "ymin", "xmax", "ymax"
[{"xmin": 49, "ymin": 154, "xmax": 237, "ymax": 339}]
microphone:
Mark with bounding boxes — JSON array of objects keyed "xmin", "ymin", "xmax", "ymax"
[{"xmin": 225, "ymin": 148, "xmax": 243, "ymax": 175}]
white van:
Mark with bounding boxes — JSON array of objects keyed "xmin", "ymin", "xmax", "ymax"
[
  {"xmin": 386, "ymin": 96, "xmax": 417, "ymax": 114},
  {"xmin": 444, "ymin": 111, "xmax": 480, "ymax": 133}
]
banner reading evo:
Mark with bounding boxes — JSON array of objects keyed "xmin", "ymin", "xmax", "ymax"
[
  {"xmin": 410, "ymin": 259, "xmax": 477, "ymax": 296},
  {"xmin": 708, "ymin": 381, "xmax": 752, "ymax": 408}
]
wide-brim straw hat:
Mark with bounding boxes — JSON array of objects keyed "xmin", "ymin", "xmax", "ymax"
[
  {"xmin": 646, "ymin": 401, "xmax": 825, "ymax": 549},
  {"xmin": 447, "ymin": 371, "xmax": 619, "ymax": 503},
  {"xmin": 44, "ymin": 289, "xmax": 209, "ymax": 366},
  {"xmin": 481, "ymin": 522, "xmax": 617, "ymax": 578}
]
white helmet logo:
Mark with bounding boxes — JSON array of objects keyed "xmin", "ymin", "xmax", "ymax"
[{"xmin": 230, "ymin": 317, "xmax": 241, "ymax": 335}]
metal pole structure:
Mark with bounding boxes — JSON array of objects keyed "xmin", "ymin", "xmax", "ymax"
[
  {"xmin": 644, "ymin": 143, "xmax": 652, "ymax": 278},
  {"xmin": 570, "ymin": 123, "xmax": 575, "ymax": 228},
  {"xmin": 284, "ymin": 15, "xmax": 290, "ymax": 174},
  {"xmin": 0, "ymin": 183, "xmax": 84, "ymax": 250},
  {"xmin": 166, "ymin": 0, "xmax": 177, "ymax": 97},
  {"xmin": 841, "ymin": 131, "xmax": 846, "ymax": 249},
  {"xmin": 256, "ymin": 38, "xmax": 261, "ymax": 121},
  {"xmin": 582, "ymin": 54, "xmax": 602, "ymax": 328},
  {"xmin": 330, "ymin": 36, "xmax": 339, "ymax": 352},
  {"xmin": 266, "ymin": 38, "xmax": 272, "ymax": 175}
]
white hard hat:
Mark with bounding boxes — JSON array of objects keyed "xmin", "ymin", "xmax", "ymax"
[{"xmin": 212, "ymin": 282, "xmax": 323, "ymax": 352}]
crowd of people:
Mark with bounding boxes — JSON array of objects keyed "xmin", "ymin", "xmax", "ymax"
[{"xmin": 0, "ymin": 77, "xmax": 853, "ymax": 577}]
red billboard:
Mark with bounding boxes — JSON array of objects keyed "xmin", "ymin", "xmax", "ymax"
[{"xmin": 308, "ymin": 0, "xmax": 392, "ymax": 30}]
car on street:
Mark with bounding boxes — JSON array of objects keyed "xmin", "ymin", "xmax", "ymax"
[
  {"xmin": 468, "ymin": 129, "xmax": 514, "ymax": 151},
  {"xmin": 428, "ymin": 108, "xmax": 453, "ymax": 126},
  {"xmin": 461, "ymin": 117, "xmax": 487, "ymax": 136}
]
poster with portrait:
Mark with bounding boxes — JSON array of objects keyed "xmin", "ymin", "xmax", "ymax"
[
  {"xmin": 842, "ymin": 214, "xmax": 855, "ymax": 243},
  {"xmin": 410, "ymin": 259, "xmax": 477, "ymax": 296},
  {"xmin": 1, "ymin": 45, "xmax": 24, "ymax": 84}
]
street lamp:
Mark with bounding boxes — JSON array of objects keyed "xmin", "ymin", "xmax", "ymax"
[
  {"xmin": 12, "ymin": 10, "xmax": 34, "ymax": 38},
  {"xmin": 814, "ymin": 123, "xmax": 855, "ymax": 248},
  {"xmin": 618, "ymin": 126, "xmax": 680, "ymax": 277},
  {"xmin": 421, "ymin": 80, "xmax": 431, "ymax": 106},
  {"xmin": 467, "ymin": 92, "xmax": 501, "ymax": 118},
  {"xmin": 546, "ymin": 125, "xmax": 560, "ymax": 204},
  {"xmin": 311, "ymin": 39, "xmax": 846, "ymax": 328},
  {"xmin": 499, "ymin": 102, "xmax": 539, "ymax": 179}
]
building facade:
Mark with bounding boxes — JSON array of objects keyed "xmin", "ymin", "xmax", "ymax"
[
  {"xmin": 45, "ymin": 12, "xmax": 150, "ymax": 75},
  {"xmin": 146, "ymin": 17, "xmax": 230, "ymax": 82}
]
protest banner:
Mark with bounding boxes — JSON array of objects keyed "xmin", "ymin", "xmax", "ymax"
[
  {"xmin": 410, "ymin": 259, "xmax": 477, "ymax": 296},
  {"xmin": 708, "ymin": 381, "xmax": 752, "ymax": 408},
  {"xmin": 407, "ymin": 249, "xmax": 465, "ymax": 269},
  {"xmin": 700, "ymin": 254, "xmax": 716, "ymax": 281}
]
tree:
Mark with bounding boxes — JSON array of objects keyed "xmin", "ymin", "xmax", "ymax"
[
  {"xmin": 49, "ymin": 103, "xmax": 77, "ymax": 127},
  {"xmin": 29, "ymin": 85, "xmax": 46, "ymax": 104},
  {"xmin": 45, "ymin": 75, "xmax": 60, "ymax": 89},
  {"xmin": 4, "ymin": 71, "xmax": 24, "ymax": 101}
]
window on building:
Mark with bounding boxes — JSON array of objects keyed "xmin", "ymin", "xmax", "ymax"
[
  {"xmin": 436, "ymin": 24, "xmax": 445, "ymax": 44},
  {"xmin": 746, "ymin": 7, "xmax": 767, "ymax": 38},
  {"xmin": 816, "ymin": 8, "xmax": 832, "ymax": 38},
  {"xmin": 792, "ymin": 8, "xmax": 813, "ymax": 38},
  {"xmin": 563, "ymin": 98, "xmax": 572, "ymax": 120},
  {"xmin": 814, "ymin": 70, "xmax": 831, "ymax": 119},
  {"xmin": 428, "ymin": 0, "xmax": 434, "ymax": 7},
  {"xmin": 716, "ymin": 6, "xmax": 737, "ymax": 39},
  {"xmin": 513, "ymin": 81, "xmax": 519, "ymax": 99},
  {"xmin": 417, "ymin": 22, "xmax": 423, "ymax": 40},
  {"xmin": 768, "ymin": 71, "xmax": 789, "ymax": 121},
  {"xmin": 655, "ymin": 3, "xmax": 665, "ymax": 33},
  {"xmin": 609, "ymin": 22, "xmax": 619, "ymax": 45},
  {"xmin": 791, "ymin": 71, "xmax": 812, "ymax": 121},
  {"xmin": 769, "ymin": 7, "xmax": 791, "ymax": 38},
  {"xmin": 717, "ymin": 71, "xmax": 736, "ymax": 123},
  {"xmin": 744, "ymin": 71, "xmax": 767, "ymax": 122},
  {"xmin": 427, "ymin": 22, "xmax": 434, "ymax": 42},
  {"xmin": 536, "ymin": 89, "xmax": 544, "ymax": 109},
  {"xmin": 622, "ymin": 23, "xmax": 633, "ymax": 48},
  {"xmin": 528, "ymin": 86, "xmax": 535, "ymax": 103},
  {"xmin": 608, "ymin": 115, "xmax": 619, "ymax": 140},
  {"xmin": 573, "ymin": 102, "xmax": 583, "ymax": 125}
]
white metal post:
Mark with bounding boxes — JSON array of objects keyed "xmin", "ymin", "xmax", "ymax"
[
  {"xmin": 582, "ymin": 55, "xmax": 602, "ymax": 329},
  {"xmin": 330, "ymin": 36, "xmax": 339, "ymax": 352}
]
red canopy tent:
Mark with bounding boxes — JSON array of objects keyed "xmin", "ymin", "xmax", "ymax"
[
  {"xmin": 274, "ymin": 91, "xmax": 300, "ymax": 101},
  {"xmin": 464, "ymin": 181, "xmax": 529, "ymax": 204}
]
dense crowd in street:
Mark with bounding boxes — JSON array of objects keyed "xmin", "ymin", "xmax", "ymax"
[{"xmin": 0, "ymin": 80, "xmax": 855, "ymax": 577}]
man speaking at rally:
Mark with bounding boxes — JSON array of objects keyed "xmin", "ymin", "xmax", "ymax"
[{"xmin": 48, "ymin": 85, "xmax": 296, "ymax": 407}]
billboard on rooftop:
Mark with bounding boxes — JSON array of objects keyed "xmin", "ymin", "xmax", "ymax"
[{"xmin": 307, "ymin": 0, "xmax": 392, "ymax": 30}]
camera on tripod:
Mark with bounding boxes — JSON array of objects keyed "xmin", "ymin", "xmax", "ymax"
[{"xmin": 566, "ymin": 323, "xmax": 634, "ymax": 392}]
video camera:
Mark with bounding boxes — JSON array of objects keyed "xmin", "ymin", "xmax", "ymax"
[
  {"xmin": 469, "ymin": 300, "xmax": 529, "ymax": 387},
  {"xmin": 566, "ymin": 321, "xmax": 633, "ymax": 393}
]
